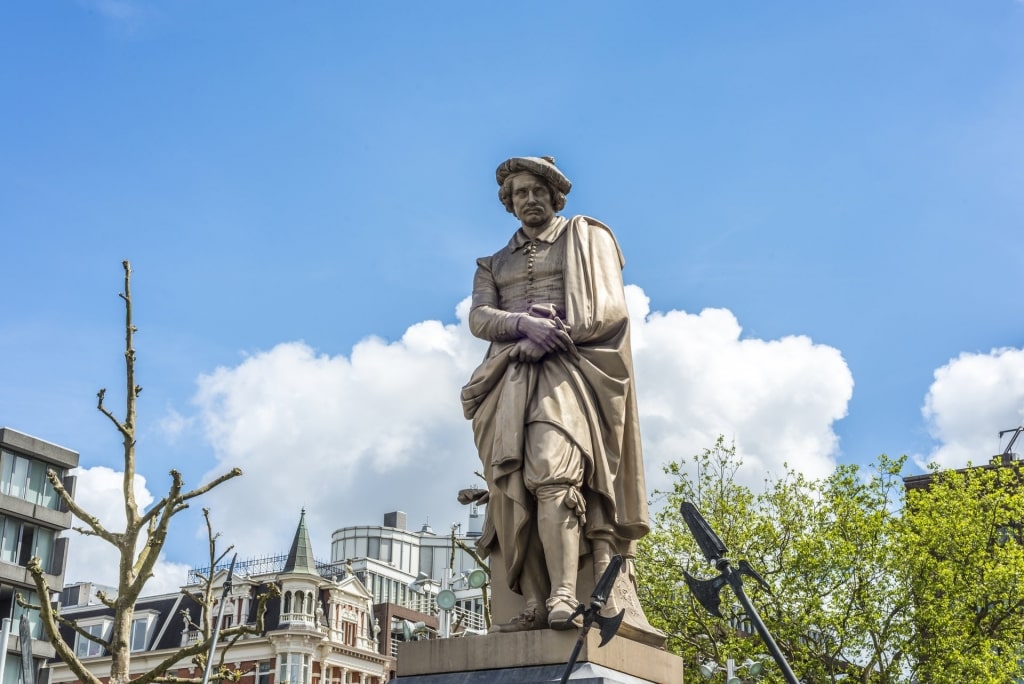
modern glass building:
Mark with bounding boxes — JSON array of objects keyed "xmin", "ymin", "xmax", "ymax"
[
  {"xmin": 0, "ymin": 427, "xmax": 78, "ymax": 684},
  {"xmin": 330, "ymin": 508, "xmax": 489, "ymax": 648}
]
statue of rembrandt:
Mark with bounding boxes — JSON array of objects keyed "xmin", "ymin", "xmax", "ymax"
[{"xmin": 461, "ymin": 156, "xmax": 655, "ymax": 638}]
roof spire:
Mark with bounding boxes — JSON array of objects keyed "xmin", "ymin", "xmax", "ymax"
[{"xmin": 283, "ymin": 509, "xmax": 318, "ymax": 576}]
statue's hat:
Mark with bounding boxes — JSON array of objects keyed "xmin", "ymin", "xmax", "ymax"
[{"xmin": 495, "ymin": 156, "xmax": 572, "ymax": 195}]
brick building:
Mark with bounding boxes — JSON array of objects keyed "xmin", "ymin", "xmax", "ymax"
[{"xmin": 47, "ymin": 511, "xmax": 391, "ymax": 684}]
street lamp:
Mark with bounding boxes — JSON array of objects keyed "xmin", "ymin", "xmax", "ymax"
[
  {"xmin": 698, "ymin": 658, "xmax": 764, "ymax": 684},
  {"xmin": 408, "ymin": 524, "xmax": 491, "ymax": 639}
]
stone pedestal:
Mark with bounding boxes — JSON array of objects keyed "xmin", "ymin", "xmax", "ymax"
[{"xmin": 396, "ymin": 629, "xmax": 685, "ymax": 683}]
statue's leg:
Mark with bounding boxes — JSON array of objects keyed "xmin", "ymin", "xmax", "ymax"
[
  {"xmin": 583, "ymin": 491, "xmax": 617, "ymax": 582},
  {"xmin": 536, "ymin": 487, "xmax": 581, "ymax": 628},
  {"xmin": 525, "ymin": 422, "xmax": 585, "ymax": 629}
]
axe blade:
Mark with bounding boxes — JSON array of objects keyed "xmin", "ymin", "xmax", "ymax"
[
  {"xmin": 594, "ymin": 608, "xmax": 625, "ymax": 646},
  {"xmin": 684, "ymin": 570, "xmax": 727, "ymax": 618},
  {"xmin": 680, "ymin": 501, "xmax": 728, "ymax": 563}
]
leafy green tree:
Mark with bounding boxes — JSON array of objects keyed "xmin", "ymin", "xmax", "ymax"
[
  {"xmin": 636, "ymin": 438, "xmax": 913, "ymax": 683},
  {"xmin": 902, "ymin": 461, "xmax": 1024, "ymax": 683}
]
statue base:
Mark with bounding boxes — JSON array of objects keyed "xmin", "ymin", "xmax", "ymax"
[
  {"xmin": 487, "ymin": 547, "xmax": 667, "ymax": 649},
  {"xmin": 396, "ymin": 629, "xmax": 684, "ymax": 683}
]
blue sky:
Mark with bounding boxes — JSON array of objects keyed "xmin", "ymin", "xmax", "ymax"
[{"xmin": 2, "ymin": 2, "xmax": 1022, "ymax": 592}]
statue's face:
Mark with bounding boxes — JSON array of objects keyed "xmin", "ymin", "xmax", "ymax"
[{"xmin": 510, "ymin": 173, "xmax": 555, "ymax": 229}]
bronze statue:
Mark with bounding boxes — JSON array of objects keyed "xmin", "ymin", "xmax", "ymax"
[{"xmin": 461, "ymin": 156, "xmax": 652, "ymax": 634}]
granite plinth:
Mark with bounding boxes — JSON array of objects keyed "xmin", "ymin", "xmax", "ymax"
[{"xmin": 397, "ymin": 629, "xmax": 684, "ymax": 683}]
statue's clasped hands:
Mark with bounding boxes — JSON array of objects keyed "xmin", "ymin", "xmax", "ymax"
[{"xmin": 509, "ymin": 304, "xmax": 579, "ymax": 363}]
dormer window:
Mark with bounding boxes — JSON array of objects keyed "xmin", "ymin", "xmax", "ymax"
[
  {"xmin": 75, "ymin": 622, "xmax": 108, "ymax": 658},
  {"xmin": 130, "ymin": 613, "xmax": 156, "ymax": 651}
]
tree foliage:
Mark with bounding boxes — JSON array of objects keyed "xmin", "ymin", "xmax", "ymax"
[
  {"xmin": 636, "ymin": 437, "xmax": 912, "ymax": 683},
  {"xmin": 638, "ymin": 437, "xmax": 1024, "ymax": 683},
  {"xmin": 20, "ymin": 261, "xmax": 276, "ymax": 684},
  {"xmin": 902, "ymin": 462, "xmax": 1024, "ymax": 683}
]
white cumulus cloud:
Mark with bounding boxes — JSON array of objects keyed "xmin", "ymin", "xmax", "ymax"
[
  {"xmin": 189, "ymin": 306, "xmax": 488, "ymax": 559},
  {"xmin": 626, "ymin": 286, "xmax": 853, "ymax": 495},
  {"xmin": 920, "ymin": 346, "xmax": 1024, "ymax": 469},
  {"xmin": 173, "ymin": 286, "xmax": 854, "ymax": 563}
]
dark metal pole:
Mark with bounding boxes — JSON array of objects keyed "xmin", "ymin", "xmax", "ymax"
[
  {"xmin": 719, "ymin": 561, "xmax": 800, "ymax": 684},
  {"xmin": 558, "ymin": 555, "xmax": 625, "ymax": 684}
]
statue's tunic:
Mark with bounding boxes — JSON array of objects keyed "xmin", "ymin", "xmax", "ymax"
[{"xmin": 462, "ymin": 215, "xmax": 650, "ymax": 593}]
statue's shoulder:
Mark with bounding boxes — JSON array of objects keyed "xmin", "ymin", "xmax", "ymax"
[
  {"xmin": 567, "ymin": 215, "xmax": 625, "ymax": 267},
  {"xmin": 475, "ymin": 236, "xmax": 516, "ymax": 270},
  {"xmin": 569, "ymin": 215, "xmax": 619, "ymax": 242}
]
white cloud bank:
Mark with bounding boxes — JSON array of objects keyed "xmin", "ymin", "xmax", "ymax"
[
  {"xmin": 176, "ymin": 285, "xmax": 854, "ymax": 565},
  {"xmin": 921, "ymin": 346, "xmax": 1024, "ymax": 469},
  {"xmin": 63, "ymin": 297, "xmax": 1024, "ymax": 593},
  {"xmin": 66, "ymin": 286, "xmax": 858, "ymax": 590}
]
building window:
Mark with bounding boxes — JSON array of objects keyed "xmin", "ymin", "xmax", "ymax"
[
  {"xmin": 419, "ymin": 547, "xmax": 433, "ymax": 576},
  {"xmin": 0, "ymin": 516, "xmax": 56, "ymax": 571},
  {"xmin": 130, "ymin": 616, "xmax": 150, "ymax": 651},
  {"xmin": 278, "ymin": 653, "xmax": 311, "ymax": 684},
  {"xmin": 0, "ymin": 450, "xmax": 62, "ymax": 509},
  {"xmin": 343, "ymin": 620, "xmax": 356, "ymax": 646},
  {"xmin": 75, "ymin": 622, "xmax": 106, "ymax": 658},
  {"xmin": 10, "ymin": 590, "xmax": 43, "ymax": 641},
  {"xmin": 257, "ymin": 661, "xmax": 272, "ymax": 684}
]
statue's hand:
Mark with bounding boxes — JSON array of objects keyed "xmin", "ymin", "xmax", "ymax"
[
  {"xmin": 510, "ymin": 337, "xmax": 547, "ymax": 363},
  {"xmin": 458, "ymin": 488, "xmax": 490, "ymax": 505},
  {"xmin": 518, "ymin": 314, "xmax": 573, "ymax": 354}
]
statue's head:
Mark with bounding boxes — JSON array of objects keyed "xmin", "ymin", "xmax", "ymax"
[{"xmin": 496, "ymin": 156, "xmax": 571, "ymax": 216}]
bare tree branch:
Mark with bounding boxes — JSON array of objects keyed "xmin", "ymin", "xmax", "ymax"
[
  {"xmin": 46, "ymin": 469, "xmax": 121, "ymax": 545},
  {"xmin": 39, "ymin": 262, "xmax": 252, "ymax": 684}
]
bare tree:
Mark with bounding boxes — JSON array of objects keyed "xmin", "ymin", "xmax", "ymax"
[{"xmin": 21, "ymin": 261, "xmax": 276, "ymax": 684}]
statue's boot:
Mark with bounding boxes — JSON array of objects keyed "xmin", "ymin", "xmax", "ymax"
[{"xmin": 538, "ymin": 496, "xmax": 581, "ymax": 629}]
